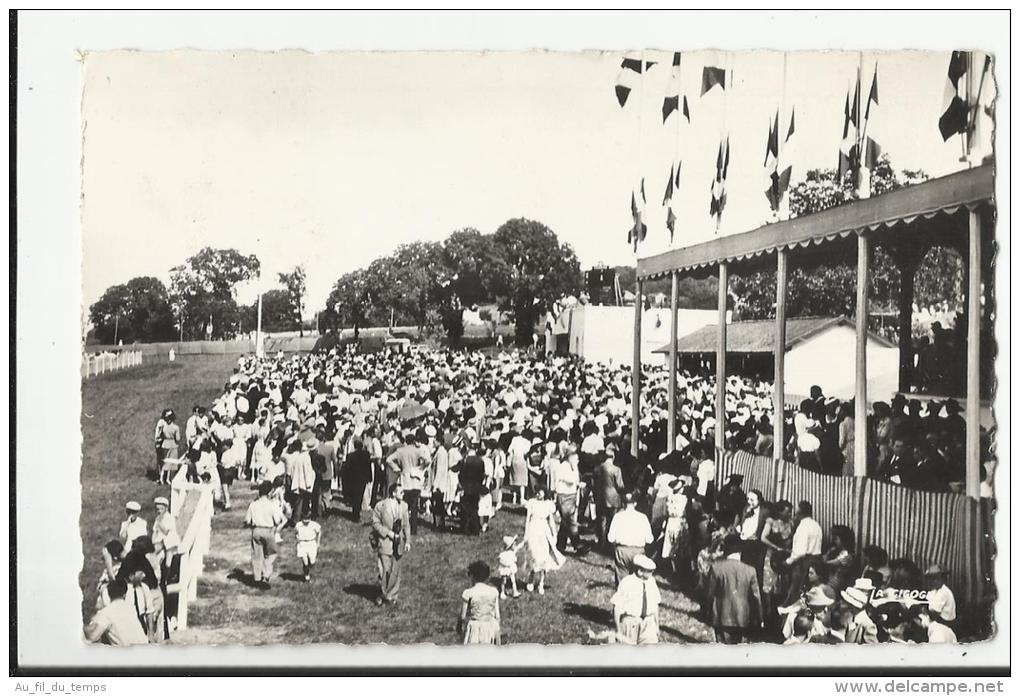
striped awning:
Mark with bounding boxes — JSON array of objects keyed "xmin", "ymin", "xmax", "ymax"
[{"xmin": 637, "ymin": 164, "xmax": 994, "ymax": 281}]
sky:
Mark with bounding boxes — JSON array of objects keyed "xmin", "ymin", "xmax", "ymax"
[{"xmin": 80, "ymin": 49, "xmax": 994, "ymax": 314}]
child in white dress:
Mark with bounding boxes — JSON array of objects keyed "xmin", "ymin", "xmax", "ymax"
[
  {"xmin": 294, "ymin": 509, "xmax": 322, "ymax": 582},
  {"xmin": 497, "ymin": 535, "xmax": 523, "ymax": 599}
]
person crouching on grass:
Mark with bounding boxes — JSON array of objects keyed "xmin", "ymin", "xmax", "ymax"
[
  {"xmin": 610, "ymin": 554, "xmax": 661, "ymax": 645},
  {"xmin": 295, "ymin": 508, "xmax": 322, "ymax": 583}
]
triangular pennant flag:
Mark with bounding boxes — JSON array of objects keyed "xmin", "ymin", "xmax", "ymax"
[
  {"xmin": 663, "ymin": 164, "xmax": 675, "ymax": 206},
  {"xmin": 701, "ymin": 66, "xmax": 727, "ymax": 95},
  {"xmin": 682, "ymin": 95, "xmax": 690, "ymax": 122},
  {"xmin": 662, "ymin": 52, "xmax": 682, "ymax": 123},
  {"xmin": 865, "ymin": 65, "xmax": 879, "ymax": 121},
  {"xmin": 674, "ymin": 160, "xmax": 682, "ymax": 189},
  {"xmin": 615, "ymin": 54, "xmax": 647, "ymax": 108}
]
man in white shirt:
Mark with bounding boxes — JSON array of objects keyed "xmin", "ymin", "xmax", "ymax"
[
  {"xmin": 611, "ymin": 554, "xmax": 661, "ymax": 645},
  {"xmin": 607, "ymin": 493, "xmax": 654, "ymax": 585},
  {"xmin": 84, "ymin": 579, "xmax": 149, "ymax": 646},
  {"xmin": 549, "ymin": 447, "xmax": 584, "ymax": 554},
  {"xmin": 119, "ymin": 501, "xmax": 148, "ymax": 555},
  {"xmin": 784, "ymin": 500, "xmax": 824, "ymax": 604},
  {"xmin": 924, "ymin": 565, "xmax": 957, "ymax": 624}
]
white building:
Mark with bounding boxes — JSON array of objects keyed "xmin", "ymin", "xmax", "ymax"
[
  {"xmin": 549, "ymin": 303, "xmax": 719, "ymax": 366},
  {"xmin": 653, "ymin": 316, "xmax": 900, "ymax": 403}
]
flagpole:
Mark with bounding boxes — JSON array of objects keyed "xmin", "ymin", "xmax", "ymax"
[
  {"xmin": 779, "ymin": 51, "xmax": 791, "ymax": 221},
  {"xmin": 256, "ymin": 291, "xmax": 264, "ymax": 358},
  {"xmin": 856, "ymin": 52, "xmax": 871, "ymax": 199},
  {"xmin": 673, "ymin": 52, "xmax": 682, "ymax": 245}
]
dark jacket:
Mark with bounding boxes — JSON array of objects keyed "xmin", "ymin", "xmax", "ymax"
[{"xmin": 707, "ymin": 557, "xmax": 761, "ymax": 628}]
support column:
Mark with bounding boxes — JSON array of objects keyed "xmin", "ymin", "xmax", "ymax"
[
  {"xmin": 854, "ymin": 234, "xmax": 870, "ymax": 477},
  {"xmin": 631, "ymin": 279, "xmax": 643, "ymax": 458},
  {"xmin": 716, "ymin": 263, "xmax": 728, "ymax": 451},
  {"xmin": 896, "ymin": 251, "xmax": 920, "ymax": 393},
  {"xmin": 667, "ymin": 271, "xmax": 679, "ymax": 452},
  {"xmin": 965, "ymin": 210, "xmax": 982, "ymax": 499},
  {"xmin": 773, "ymin": 249, "xmax": 787, "ymax": 461}
]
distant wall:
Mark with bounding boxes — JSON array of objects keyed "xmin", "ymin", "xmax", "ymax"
[{"xmin": 86, "ymin": 336, "xmax": 320, "ymax": 357}]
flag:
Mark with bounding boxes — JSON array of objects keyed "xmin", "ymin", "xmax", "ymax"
[
  {"xmin": 615, "ymin": 54, "xmax": 656, "ymax": 107},
  {"xmin": 663, "ymin": 163, "xmax": 680, "ymax": 242},
  {"xmin": 861, "ymin": 66, "xmax": 881, "ymax": 169},
  {"xmin": 701, "ymin": 66, "xmax": 727, "ymax": 95},
  {"xmin": 838, "ymin": 86, "xmax": 859, "ymax": 183},
  {"xmin": 628, "ymin": 180, "xmax": 648, "ymax": 250},
  {"xmin": 939, "ymin": 51, "xmax": 970, "ymax": 141},
  {"xmin": 662, "ymin": 52, "xmax": 691, "ymax": 123},
  {"xmin": 709, "ymin": 138, "xmax": 730, "ymax": 226},
  {"xmin": 764, "ymin": 108, "xmax": 795, "ymax": 212}
]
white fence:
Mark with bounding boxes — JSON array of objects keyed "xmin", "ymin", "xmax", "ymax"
[
  {"xmin": 81, "ymin": 350, "xmax": 143, "ymax": 378},
  {"xmin": 167, "ymin": 468, "xmax": 215, "ymax": 631}
]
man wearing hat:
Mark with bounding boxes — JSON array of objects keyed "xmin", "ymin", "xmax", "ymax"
[
  {"xmin": 840, "ymin": 577, "xmax": 879, "ymax": 644},
  {"xmin": 243, "ymin": 481, "xmax": 288, "ymax": 589},
  {"xmin": 610, "ymin": 554, "xmax": 661, "ymax": 645},
  {"xmin": 607, "ymin": 493, "xmax": 654, "ymax": 586},
  {"xmin": 150, "ymin": 497, "xmax": 179, "ymax": 576},
  {"xmin": 706, "ymin": 534, "xmax": 762, "ymax": 644},
  {"xmin": 119, "ymin": 502, "xmax": 148, "ymax": 555},
  {"xmin": 780, "ymin": 585, "xmax": 835, "ymax": 641}
]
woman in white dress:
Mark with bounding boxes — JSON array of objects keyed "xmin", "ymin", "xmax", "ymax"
[{"xmin": 523, "ymin": 488, "xmax": 564, "ymax": 594}]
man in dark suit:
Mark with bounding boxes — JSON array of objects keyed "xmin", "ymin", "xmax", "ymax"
[
  {"xmin": 457, "ymin": 444, "xmax": 487, "ymax": 535},
  {"xmin": 371, "ymin": 483, "xmax": 411, "ymax": 606},
  {"xmin": 706, "ymin": 535, "xmax": 762, "ymax": 644},
  {"xmin": 593, "ymin": 447, "xmax": 626, "ymax": 550},
  {"xmin": 877, "ymin": 436, "xmax": 916, "ymax": 486}
]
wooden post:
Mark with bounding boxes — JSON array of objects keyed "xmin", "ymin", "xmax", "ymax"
[
  {"xmin": 716, "ymin": 263, "xmax": 728, "ymax": 451},
  {"xmin": 773, "ymin": 249, "xmax": 787, "ymax": 461},
  {"xmin": 631, "ymin": 279, "xmax": 643, "ymax": 458},
  {"xmin": 854, "ymin": 234, "xmax": 870, "ymax": 477},
  {"xmin": 965, "ymin": 210, "xmax": 982, "ymax": 498},
  {"xmin": 667, "ymin": 271, "xmax": 679, "ymax": 452},
  {"xmin": 896, "ymin": 250, "xmax": 919, "ymax": 393}
]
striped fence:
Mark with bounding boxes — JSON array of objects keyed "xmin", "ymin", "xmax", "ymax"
[
  {"xmin": 715, "ymin": 449, "xmax": 995, "ymax": 629},
  {"xmin": 81, "ymin": 350, "xmax": 143, "ymax": 378},
  {"xmin": 167, "ymin": 470, "xmax": 214, "ymax": 631}
]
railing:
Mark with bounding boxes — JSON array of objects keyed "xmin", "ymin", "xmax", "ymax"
[
  {"xmin": 166, "ymin": 466, "xmax": 214, "ymax": 631},
  {"xmin": 81, "ymin": 350, "xmax": 143, "ymax": 378}
]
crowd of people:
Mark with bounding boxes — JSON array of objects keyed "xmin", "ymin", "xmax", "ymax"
[{"xmin": 85, "ymin": 345, "xmax": 971, "ymax": 646}]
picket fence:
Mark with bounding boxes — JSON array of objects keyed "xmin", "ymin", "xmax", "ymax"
[
  {"xmin": 81, "ymin": 350, "xmax": 143, "ymax": 378},
  {"xmin": 167, "ymin": 467, "xmax": 215, "ymax": 631},
  {"xmin": 715, "ymin": 449, "xmax": 996, "ymax": 630}
]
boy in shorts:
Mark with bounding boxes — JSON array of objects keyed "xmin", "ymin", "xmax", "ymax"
[{"xmin": 295, "ymin": 508, "xmax": 322, "ymax": 582}]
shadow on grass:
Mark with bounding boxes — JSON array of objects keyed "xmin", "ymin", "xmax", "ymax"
[
  {"xmin": 279, "ymin": 572, "xmax": 307, "ymax": 583},
  {"xmin": 660, "ymin": 623, "xmax": 712, "ymax": 644},
  {"xmin": 562, "ymin": 601, "xmax": 614, "ymax": 629},
  {"xmin": 227, "ymin": 568, "xmax": 262, "ymax": 588},
  {"xmin": 343, "ymin": 583, "xmax": 379, "ymax": 603}
]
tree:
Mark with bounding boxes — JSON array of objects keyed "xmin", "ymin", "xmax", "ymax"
[
  {"xmin": 168, "ymin": 247, "xmax": 261, "ymax": 340},
  {"xmin": 278, "ymin": 265, "xmax": 307, "ymax": 337},
  {"xmin": 251, "ymin": 288, "xmax": 299, "ymax": 333},
  {"xmin": 323, "ymin": 269, "xmax": 372, "ymax": 338},
  {"xmin": 443, "ymin": 228, "xmax": 509, "ymax": 307},
  {"xmin": 88, "ymin": 276, "xmax": 176, "ymax": 344},
  {"xmin": 730, "ymin": 156, "xmax": 959, "ymax": 328},
  {"xmin": 492, "ymin": 218, "xmax": 583, "ymax": 345}
]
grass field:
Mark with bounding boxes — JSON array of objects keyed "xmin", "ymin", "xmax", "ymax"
[{"xmin": 81, "ymin": 355, "xmax": 714, "ymax": 645}]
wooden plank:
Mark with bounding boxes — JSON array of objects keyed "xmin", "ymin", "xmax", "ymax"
[
  {"xmin": 667, "ymin": 271, "xmax": 679, "ymax": 452},
  {"xmin": 637, "ymin": 164, "xmax": 993, "ymax": 279},
  {"xmin": 773, "ymin": 249, "xmax": 787, "ymax": 462},
  {"xmin": 716, "ymin": 264, "xmax": 728, "ymax": 450},
  {"xmin": 631, "ymin": 280, "xmax": 643, "ymax": 458},
  {"xmin": 854, "ymin": 234, "xmax": 870, "ymax": 477}
]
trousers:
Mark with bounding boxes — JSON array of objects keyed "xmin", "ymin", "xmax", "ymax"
[
  {"xmin": 618, "ymin": 615, "xmax": 659, "ymax": 645},
  {"xmin": 403, "ymin": 490, "xmax": 421, "ymax": 534},
  {"xmin": 377, "ymin": 552, "xmax": 401, "ymax": 602},
  {"xmin": 251, "ymin": 527, "xmax": 278, "ymax": 581},
  {"xmin": 556, "ymin": 493, "xmax": 580, "ymax": 550}
]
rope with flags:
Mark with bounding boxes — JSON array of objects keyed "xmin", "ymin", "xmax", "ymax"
[
  {"xmin": 838, "ymin": 63, "xmax": 880, "ymax": 190},
  {"xmin": 628, "ymin": 179, "xmax": 648, "ymax": 252},
  {"xmin": 662, "ymin": 52, "xmax": 689, "ymax": 244},
  {"xmin": 763, "ymin": 107, "xmax": 795, "ymax": 213},
  {"xmin": 709, "ymin": 136, "xmax": 730, "ymax": 232}
]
